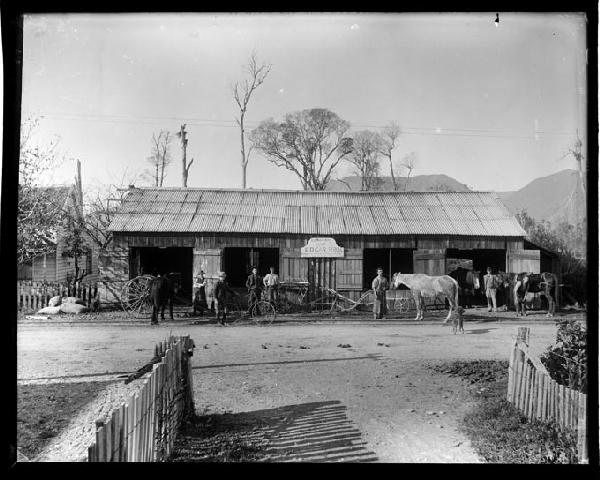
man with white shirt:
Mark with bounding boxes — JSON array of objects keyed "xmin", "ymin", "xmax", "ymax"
[{"xmin": 263, "ymin": 266, "xmax": 280, "ymax": 305}]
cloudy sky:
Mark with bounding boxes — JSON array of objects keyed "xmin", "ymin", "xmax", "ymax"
[{"xmin": 20, "ymin": 12, "xmax": 587, "ymax": 195}]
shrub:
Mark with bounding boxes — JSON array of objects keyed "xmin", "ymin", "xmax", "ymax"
[{"xmin": 540, "ymin": 319, "xmax": 587, "ymax": 393}]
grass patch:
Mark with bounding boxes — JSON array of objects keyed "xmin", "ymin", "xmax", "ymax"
[
  {"xmin": 17, "ymin": 381, "xmax": 113, "ymax": 460},
  {"xmin": 429, "ymin": 360, "xmax": 578, "ymax": 463}
]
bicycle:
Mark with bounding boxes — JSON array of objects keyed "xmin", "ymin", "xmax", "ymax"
[{"xmin": 224, "ymin": 290, "xmax": 276, "ymax": 326}]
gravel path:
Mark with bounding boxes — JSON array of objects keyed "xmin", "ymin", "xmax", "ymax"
[{"xmin": 31, "ymin": 378, "xmax": 147, "ymax": 462}]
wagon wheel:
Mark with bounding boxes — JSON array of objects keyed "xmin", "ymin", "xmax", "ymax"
[
  {"xmin": 251, "ymin": 300, "xmax": 276, "ymax": 325},
  {"xmin": 121, "ymin": 275, "xmax": 155, "ymax": 318},
  {"xmin": 396, "ymin": 297, "xmax": 414, "ymax": 313}
]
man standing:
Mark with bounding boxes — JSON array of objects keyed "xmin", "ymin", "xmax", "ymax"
[
  {"xmin": 263, "ymin": 266, "xmax": 280, "ymax": 306},
  {"xmin": 193, "ymin": 270, "xmax": 208, "ymax": 316},
  {"xmin": 213, "ymin": 272, "xmax": 237, "ymax": 326},
  {"xmin": 484, "ymin": 266, "xmax": 498, "ymax": 312},
  {"xmin": 245, "ymin": 266, "xmax": 263, "ymax": 308},
  {"xmin": 372, "ymin": 267, "xmax": 389, "ymax": 320}
]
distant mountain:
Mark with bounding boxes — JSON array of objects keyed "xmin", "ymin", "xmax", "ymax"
[
  {"xmin": 328, "ymin": 169, "xmax": 586, "ymax": 228},
  {"xmin": 327, "ymin": 174, "xmax": 471, "ymax": 192},
  {"xmin": 497, "ymin": 169, "xmax": 586, "ymax": 226}
]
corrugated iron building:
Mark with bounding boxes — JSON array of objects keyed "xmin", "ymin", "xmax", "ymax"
[{"xmin": 101, "ymin": 187, "xmax": 546, "ymax": 306}]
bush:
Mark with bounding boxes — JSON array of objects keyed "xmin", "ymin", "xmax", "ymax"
[{"xmin": 540, "ymin": 319, "xmax": 587, "ymax": 393}]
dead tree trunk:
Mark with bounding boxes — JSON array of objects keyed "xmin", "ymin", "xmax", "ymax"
[{"xmin": 177, "ymin": 124, "xmax": 194, "ymax": 188}]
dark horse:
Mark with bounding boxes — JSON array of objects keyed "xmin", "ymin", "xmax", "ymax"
[
  {"xmin": 448, "ymin": 267, "xmax": 480, "ymax": 308},
  {"xmin": 150, "ymin": 273, "xmax": 180, "ymax": 324},
  {"xmin": 513, "ymin": 272, "xmax": 558, "ymax": 317},
  {"xmin": 490, "ymin": 272, "xmax": 513, "ymax": 311}
]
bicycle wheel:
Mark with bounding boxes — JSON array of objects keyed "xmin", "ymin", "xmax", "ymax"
[{"xmin": 251, "ymin": 300, "xmax": 276, "ymax": 325}]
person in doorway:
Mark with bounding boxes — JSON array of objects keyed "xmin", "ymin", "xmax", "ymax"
[
  {"xmin": 213, "ymin": 271, "xmax": 238, "ymax": 326},
  {"xmin": 263, "ymin": 266, "xmax": 280, "ymax": 306},
  {"xmin": 372, "ymin": 267, "xmax": 389, "ymax": 320},
  {"xmin": 193, "ymin": 270, "xmax": 208, "ymax": 316},
  {"xmin": 245, "ymin": 266, "xmax": 263, "ymax": 308},
  {"xmin": 484, "ymin": 266, "xmax": 498, "ymax": 312}
]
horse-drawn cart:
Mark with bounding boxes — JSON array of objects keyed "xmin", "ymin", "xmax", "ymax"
[{"xmin": 120, "ymin": 272, "xmax": 184, "ymax": 318}]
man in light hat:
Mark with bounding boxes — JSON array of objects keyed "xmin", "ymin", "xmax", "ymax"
[{"xmin": 213, "ymin": 271, "xmax": 238, "ymax": 326}]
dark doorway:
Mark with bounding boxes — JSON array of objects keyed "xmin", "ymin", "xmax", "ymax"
[
  {"xmin": 222, "ymin": 247, "xmax": 279, "ymax": 288},
  {"xmin": 446, "ymin": 248, "xmax": 507, "ymax": 306},
  {"xmin": 129, "ymin": 247, "xmax": 194, "ymax": 301},
  {"xmin": 363, "ymin": 248, "xmax": 414, "ymax": 289}
]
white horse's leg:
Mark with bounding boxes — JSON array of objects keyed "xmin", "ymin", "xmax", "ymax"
[
  {"xmin": 414, "ymin": 294, "xmax": 421, "ymax": 320},
  {"xmin": 444, "ymin": 296, "xmax": 453, "ymax": 323}
]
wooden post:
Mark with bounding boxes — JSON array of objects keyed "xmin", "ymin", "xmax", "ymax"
[
  {"xmin": 507, "ymin": 344, "xmax": 517, "ymax": 402},
  {"xmin": 127, "ymin": 396, "xmax": 135, "ymax": 462},
  {"xmin": 112, "ymin": 409, "xmax": 120, "ymax": 462},
  {"xmin": 536, "ymin": 371, "xmax": 544, "ymax": 420},
  {"xmin": 119, "ymin": 403, "xmax": 127, "ymax": 462},
  {"xmin": 517, "ymin": 326, "xmax": 529, "ymax": 346},
  {"xmin": 96, "ymin": 425, "xmax": 105, "ymax": 462},
  {"xmin": 577, "ymin": 392, "xmax": 587, "ymax": 463}
]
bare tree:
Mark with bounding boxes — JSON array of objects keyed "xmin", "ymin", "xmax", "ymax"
[
  {"xmin": 146, "ymin": 130, "xmax": 172, "ymax": 187},
  {"xmin": 380, "ymin": 122, "xmax": 401, "ymax": 191},
  {"xmin": 232, "ymin": 52, "xmax": 272, "ymax": 189},
  {"xmin": 347, "ymin": 130, "xmax": 384, "ymax": 191},
  {"xmin": 82, "ymin": 168, "xmax": 142, "ymax": 252},
  {"xmin": 250, "ymin": 108, "xmax": 354, "ymax": 190},
  {"xmin": 400, "ymin": 152, "xmax": 418, "ymax": 191},
  {"xmin": 176, "ymin": 124, "xmax": 194, "ymax": 187}
]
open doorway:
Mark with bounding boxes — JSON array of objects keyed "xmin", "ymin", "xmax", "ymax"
[
  {"xmin": 363, "ymin": 248, "xmax": 414, "ymax": 290},
  {"xmin": 222, "ymin": 247, "xmax": 280, "ymax": 288},
  {"xmin": 129, "ymin": 247, "xmax": 194, "ymax": 302},
  {"xmin": 446, "ymin": 248, "xmax": 507, "ymax": 306}
]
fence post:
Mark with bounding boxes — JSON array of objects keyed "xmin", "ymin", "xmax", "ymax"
[
  {"xmin": 577, "ymin": 392, "xmax": 588, "ymax": 464},
  {"xmin": 517, "ymin": 326, "xmax": 529, "ymax": 346}
]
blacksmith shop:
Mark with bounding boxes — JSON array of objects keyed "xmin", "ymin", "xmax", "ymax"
[{"xmin": 99, "ymin": 187, "xmax": 547, "ymax": 307}]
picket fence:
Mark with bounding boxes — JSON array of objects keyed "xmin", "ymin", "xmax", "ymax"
[
  {"xmin": 507, "ymin": 327, "xmax": 588, "ymax": 464},
  {"xmin": 17, "ymin": 281, "xmax": 98, "ymax": 312},
  {"xmin": 87, "ymin": 335, "xmax": 195, "ymax": 462}
]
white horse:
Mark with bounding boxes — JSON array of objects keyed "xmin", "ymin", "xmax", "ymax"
[{"xmin": 392, "ymin": 273, "xmax": 459, "ymax": 322}]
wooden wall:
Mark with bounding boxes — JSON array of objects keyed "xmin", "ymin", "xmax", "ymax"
[{"xmin": 101, "ymin": 233, "xmax": 527, "ymax": 305}]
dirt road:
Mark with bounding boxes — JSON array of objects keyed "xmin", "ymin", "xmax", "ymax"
[{"xmin": 17, "ymin": 317, "xmax": 562, "ymax": 462}]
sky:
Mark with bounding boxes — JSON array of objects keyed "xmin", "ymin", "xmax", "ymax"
[{"xmin": 20, "ymin": 12, "xmax": 588, "ymax": 197}]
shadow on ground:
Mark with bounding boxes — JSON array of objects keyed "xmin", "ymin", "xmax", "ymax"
[{"xmin": 171, "ymin": 400, "xmax": 378, "ymax": 462}]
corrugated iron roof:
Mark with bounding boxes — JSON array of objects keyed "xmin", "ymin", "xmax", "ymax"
[{"xmin": 108, "ymin": 187, "xmax": 526, "ymax": 237}]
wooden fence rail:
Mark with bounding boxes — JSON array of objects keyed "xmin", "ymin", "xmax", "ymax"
[
  {"xmin": 507, "ymin": 327, "xmax": 588, "ymax": 464},
  {"xmin": 87, "ymin": 335, "xmax": 195, "ymax": 462},
  {"xmin": 17, "ymin": 281, "xmax": 98, "ymax": 312}
]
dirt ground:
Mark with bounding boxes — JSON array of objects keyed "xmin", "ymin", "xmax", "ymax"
[{"xmin": 17, "ymin": 310, "xmax": 581, "ymax": 463}]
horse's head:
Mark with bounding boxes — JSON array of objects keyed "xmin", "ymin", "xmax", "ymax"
[
  {"xmin": 496, "ymin": 272, "xmax": 511, "ymax": 289},
  {"xmin": 392, "ymin": 272, "xmax": 406, "ymax": 289}
]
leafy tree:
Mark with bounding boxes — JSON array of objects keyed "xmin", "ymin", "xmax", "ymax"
[
  {"xmin": 515, "ymin": 209, "xmax": 587, "ymax": 306},
  {"xmin": 250, "ymin": 108, "xmax": 353, "ymax": 190},
  {"xmin": 540, "ymin": 319, "xmax": 587, "ymax": 393},
  {"xmin": 347, "ymin": 130, "xmax": 383, "ymax": 191},
  {"xmin": 18, "ymin": 118, "xmax": 67, "ymax": 263},
  {"xmin": 61, "ymin": 199, "xmax": 91, "ymax": 283}
]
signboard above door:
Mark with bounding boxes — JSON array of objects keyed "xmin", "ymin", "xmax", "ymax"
[{"xmin": 301, "ymin": 237, "xmax": 344, "ymax": 258}]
